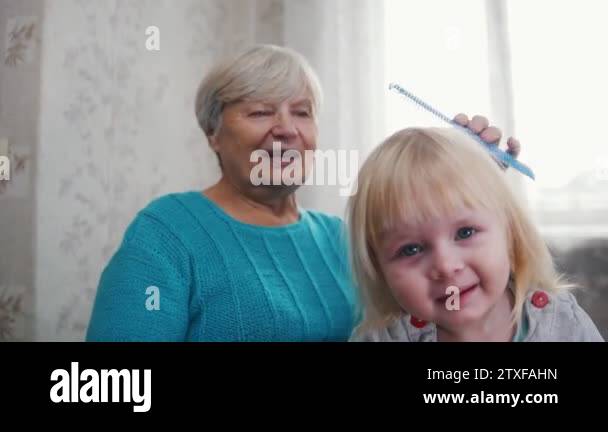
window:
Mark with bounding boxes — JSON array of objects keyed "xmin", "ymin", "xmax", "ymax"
[
  {"xmin": 385, "ymin": 0, "xmax": 608, "ymax": 239},
  {"xmin": 508, "ymin": 0, "xmax": 608, "ymax": 238},
  {"xmin": 384, "ymin": 0, "xmax": 491, "ymax": 135}
]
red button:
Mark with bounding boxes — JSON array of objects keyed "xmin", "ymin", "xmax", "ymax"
[
  {"xmin": 410, "ymin": 316, "xmax": 427, "ymax": 328},
  {"xmin": 531, "ymin": 291, "xmax": 549, "ymax": 308}
]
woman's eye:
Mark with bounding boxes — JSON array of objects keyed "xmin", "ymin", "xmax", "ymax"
[
  {"xmin": 250, "ymin": 111, "xmax": 272, "ymax": 117},
  {"xmin": 293, "ymin": 110, "xmax": 311, "ymax": 117},
  {"xmin": 397, "ymin": 244, "xmax": 423, "ymax": 258},
  {"xmin": 456, "ymin": 227, "xmax": 476, "ymax": 240}
]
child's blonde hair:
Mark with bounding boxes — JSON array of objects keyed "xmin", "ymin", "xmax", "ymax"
[{"xmin": 347, "ymin": 127, "xmax": 570, "ymax": 331}]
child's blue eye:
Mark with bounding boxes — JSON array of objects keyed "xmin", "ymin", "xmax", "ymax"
[
  {"xmin": 398, "ymin": 244, "xmax": 423, "ymax": 257},
  {"xmin": 456, "ymin": 227, "xmax": 476, "ymax": 240}
]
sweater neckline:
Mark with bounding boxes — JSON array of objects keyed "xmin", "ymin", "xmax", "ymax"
[{"xmin": 188, "ymin": 191, "xmax": 309, "ymax": 233}]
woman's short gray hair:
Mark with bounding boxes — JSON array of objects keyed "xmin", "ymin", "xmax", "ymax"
[{"xmin": 195, "ymin": 44, "xmax": 323, "ymax": 136}]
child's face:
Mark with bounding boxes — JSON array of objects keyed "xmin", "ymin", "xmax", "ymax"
[{"xmin": 377, "ymin": 207, "xmax": 511, "ymax": 331}]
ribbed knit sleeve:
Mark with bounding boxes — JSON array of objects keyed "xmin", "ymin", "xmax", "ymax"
[{"xmin": 86, "ymin": 212, "xmax": 196, "ymax": 341}]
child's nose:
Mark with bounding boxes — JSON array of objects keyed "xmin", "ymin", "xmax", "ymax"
[{"xmin": 428, "ymin": 245, "xmax": 465, "ymax": 281}]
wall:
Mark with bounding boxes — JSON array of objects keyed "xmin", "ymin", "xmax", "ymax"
[
  {"xmin": 0, "ymin": 0, "xmax": 43, "ymax": 341},
  {"xmin": 1, "ymin": 0, "xmax": 284, "ymax": 341}
]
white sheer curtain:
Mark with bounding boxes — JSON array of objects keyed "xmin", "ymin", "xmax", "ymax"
[
  {"xmin": 283, "ymin": 0, "xmax": 386, "ymax": 218},
  {"xmin": 384, "ymin": 0, "xmax": 493, "ymax": 135},
  {"xmin": 505, "ymin": 0, "xmax": 608, "ymax": 335},
  {"xmin": 383, "ymin": 0, "xmax": 524, "ymax": 198},
  {"xmin": 507, "ymin": 0, "xmax": 608, "ymax": 242},
  {"xmin": 281, "ymin": 0, "xmax": 528, "ymax": 219}
]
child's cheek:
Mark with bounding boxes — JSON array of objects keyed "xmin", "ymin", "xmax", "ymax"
[
  {"xmin": 385, "ymin": 268, "xmax": 425, "ymax": 310},
  {"xmin": 481, "ymin": 247, "xmax": 511, "ymax": 292}
]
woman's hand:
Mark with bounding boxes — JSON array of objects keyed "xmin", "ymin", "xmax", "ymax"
[{"xmin": 453, "ymin": 113, "xmax": 521, "ymax": 159}]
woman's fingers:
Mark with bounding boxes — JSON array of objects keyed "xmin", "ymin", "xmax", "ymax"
[
  {"xmin": 506, "ymin": 137, "xmax": 521, "ymax": 158},
  {"xmin": 479, "ymin": 126, "xmax": 502, "ymax": 144},
  {"xmin": 453, "ymin": 113, "xmax": 521, "ymax": 160},
  {"xmin": 468, "ymin": 115, "xmax": 489, "ymax": 134},
  {"xmin": 453, "ymin": 113, "xmax": 469, "ymax": 126},
  {"xmin": 454, "ymin": 114, "xmax": 497, "ymax": 141}
]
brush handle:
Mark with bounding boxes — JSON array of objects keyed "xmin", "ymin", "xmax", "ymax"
[{"xmin": 389, "ymin": 83, "xmax": 535, "ymax": 180}]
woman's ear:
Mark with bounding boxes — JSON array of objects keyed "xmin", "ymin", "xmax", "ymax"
[
  {"xmin": 206, "ymin": 132, "xmax": 220, "ymax": 153},
  {"xmin": 206, "ymin": 132, "xmax": 223, "ymax": 170}
]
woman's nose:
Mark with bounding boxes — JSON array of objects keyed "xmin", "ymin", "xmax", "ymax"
[{"xmin": 271, "ymin": 113, "xmax": 298, "ymax": 138}]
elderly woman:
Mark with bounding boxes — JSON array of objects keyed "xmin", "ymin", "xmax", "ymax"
[{"xmin": 86, "ymin": 44, "xmax": 521, "ymax": 341}]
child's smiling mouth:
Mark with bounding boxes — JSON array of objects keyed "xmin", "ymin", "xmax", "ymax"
[{"xmin": 436, "ymin": 283, "xmax": 479, "ymax": 303}]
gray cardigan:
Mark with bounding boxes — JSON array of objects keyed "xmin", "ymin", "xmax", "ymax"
[{"xmin": 350, "ymin": 290, "xmax": 604, "ymax": 342}]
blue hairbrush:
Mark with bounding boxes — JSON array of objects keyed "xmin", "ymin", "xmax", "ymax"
[{"xmin": 388, "ymin": 82, "xmax": 535, "ymax": 180}]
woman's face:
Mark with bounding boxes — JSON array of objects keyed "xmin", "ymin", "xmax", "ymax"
[
  {"xmin": 377, "ymin": 206, "xmax": 512, "ymax": 333},
  {"xmin": 209, "ymin": 91, "xmax": 318, "ymax": 192}
]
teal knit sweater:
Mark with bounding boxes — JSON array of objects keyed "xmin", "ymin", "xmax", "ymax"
[{"xmin": 86, "ymin": 191, "xmax": 358, "ymax": 341}]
